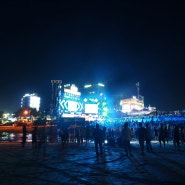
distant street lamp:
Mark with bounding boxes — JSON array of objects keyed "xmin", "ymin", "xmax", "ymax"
[
  {"xmin": 23, "ymin": 110, "xmax": 29, "ymax": 116},
  {"xmin": 23, "ymin": 109, "xmax": 31, "ymax": 121}
]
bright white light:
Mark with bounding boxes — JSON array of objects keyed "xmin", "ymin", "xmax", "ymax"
[
  {"xmin": 71, "ymin": 84, "xmax": 78, "ymax": 92},
  {"xmin": 30, "ymin": 96, "xmax": 40, "ymax": 111},
  {"xmin": 21, "ymin": 93, "xmax": 40, "ymax": 111},
  {"xmin": 68, "ymin": 101, "xmax": 78, "ymax": 112},
  {"xmin": 85, "ymin": 104, "xmax": 98, "ymax": 114},
  {"xmin": 84, "ymin": 84, "xmax": 92, "ymax": 88},
  {"xmin": 103, "ymin": 107, "xmax": 108, "ymax": 112},
  {"xmin": 3, "ymin": 113, "xmax": 10, "ymax": 119},
  {"xmin": 95, "ymin": 99, "xmax": 98, "ymax": 102},
  {"xmin": 98, "ymin": 83, "xmax": 105, "ymax": 87},
  {"xmin": 102, "ymin": 112, "xmax": 107, "ymax": 116}
]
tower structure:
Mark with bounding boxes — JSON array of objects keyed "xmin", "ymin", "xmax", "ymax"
[
  {"xmin": 136, "ymin": 82, "xmax": 140, "ymax": 99},
  {"xmin": 136, "ymin": 82, "xmax": 144, "ymax": 102},
  {"xmin": 51, "ymin": 80, "xmax": 62, "ymax": 118}
]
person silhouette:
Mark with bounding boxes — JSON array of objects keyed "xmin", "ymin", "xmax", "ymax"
[
  {"xmin": 145, "ymin": 123, "xmax": 153, "ymax": 153},
  {"xmin": 137, "ymin": 122, "xmax": 146, "ymax": 155},
  {"xmin": 93, "ymin": 124, "xmax": 103, "ymax": 157},
  {"xmin": 22, "ymin": 124, "xmax": 27, "ymax": 148},
  {"xmin": 121, "ymin": 122, "xmax": 132, "ymax": 156}
]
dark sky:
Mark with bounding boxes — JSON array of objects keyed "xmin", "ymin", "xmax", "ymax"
[{"xmin": 0, "ymin": 1, "xmax": 185, "ymax": 112}]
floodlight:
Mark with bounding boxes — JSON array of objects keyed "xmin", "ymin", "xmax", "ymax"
[
  {"xmin": 98, "ymin": 83, "xmax": 105, "ymax": 87},
  {"xmin": 84, "ymin": 84, "xmax": 92, "ymax": 88}
]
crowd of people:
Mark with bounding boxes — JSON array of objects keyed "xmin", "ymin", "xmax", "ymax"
[
  {"xmin": 105, "ymin": 119, "xmax": 185, "ymax": 155},
  {"xmin": 21, "ymin": 118, "xmax": 185, "ymax": 158}
]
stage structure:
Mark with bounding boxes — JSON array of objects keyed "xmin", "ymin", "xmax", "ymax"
[
  {"xmin": 51, "ymin": 80, "xmax": 62, "ymax": 118},
  {"xmin": 50, "ymin": 82, "xmax": 85, "ymax": 126},
  {"xmin": 50, "ymin": 82, "xmax": 108, "ymax": 121},
  {"xmin": 82, "ymin": 83, "xmax": 108, "ymax": 121}
]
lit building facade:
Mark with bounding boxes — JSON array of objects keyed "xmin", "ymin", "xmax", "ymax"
[
  {"xmin": 120, "ymin": 96, "xmax": 144, "ymax": 113},
  {"xmin": 21, "ymin": 93, "xmax": 41, "ymax": 111}
]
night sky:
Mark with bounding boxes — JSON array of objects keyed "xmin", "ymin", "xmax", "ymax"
[{"xmin": 0, "ymin": 1, "xmax": 185, "ymax": 112}]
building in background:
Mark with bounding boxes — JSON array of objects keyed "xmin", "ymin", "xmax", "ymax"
[
  {"xmin": 21, "ymin": 93, "xmax": 41, "ymax": 111},
  {"xmin": 120, "ymin": 96, "xmax": 144, "ymax": 114}
]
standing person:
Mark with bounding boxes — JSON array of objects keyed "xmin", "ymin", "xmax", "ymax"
[
  {"xmin": 173, "ymin": 125, "xmax": 180, "ymax": 151},
  {"xmin": 32, "ymin": 126, "xmax": 39, "ymax": 159},
  {"xmin": 180, "ymin": 125, "xmax": 185, "ymax": 146},
  {"xmin": 159, "ymin": 124, "xmax": 166, "ymax": 148},
  {"xmin": 164, "ymin": 125, "xmax": 169, "ymax": 144},
  {"xmin": 22, "ymin": 124, "xmax": 27, "ymax": 148},
  {"xmin": 40, "ymin": 125, "xmax": 47, "ymax": 159},
  {"xmin": 93, "ymin": 123, "xmax": 103, "ymax": 157},
  {"xmin": 121, "ymin": 122, "xmax": 132, "ymax": 156},
  {"xmin": 145, "ymin": 123, "xmax": 153, "ymax": 153},
  {"xmin": 154, "ymin": 126, "xmax": 158, "ymax": 140},
  {"xmin": 32, "ymin": 126, "xmax": 38, "ymax": 148},
  {"xmin": 85, "ymin": 125, "xmax": 90, "ymax": 145},
  {"xmin": 137, "ymin": 122, "xmax": 146, "ymax": 155},
  {"xmin": 61, "ymin": 127, "xmax": 69, "ymax": 147}
]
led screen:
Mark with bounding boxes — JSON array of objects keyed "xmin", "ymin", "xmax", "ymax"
[
  {"xmin": 68, "ymin": 101, "xmax": 78, "ymax": 112},
  {"xmin": 85, "ymin": 104, "xmax": 98, "ymax": 114}
]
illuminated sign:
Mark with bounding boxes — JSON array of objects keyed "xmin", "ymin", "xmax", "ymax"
[
  {"xmin": 64, "ymin": 88, "xmax": 81, "ymax": 96},
  {"xmin": 58, "ymin": 84, "xmax": 83, "ymax": 116},
  {"xmin": 60, "ymin": 99, "xmax": 83, "ymax": 111}
]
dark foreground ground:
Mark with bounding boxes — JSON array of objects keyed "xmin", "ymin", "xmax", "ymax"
[{"xmin": 0, "ymin": 140, "xmax": 185, "ymax": 185}]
